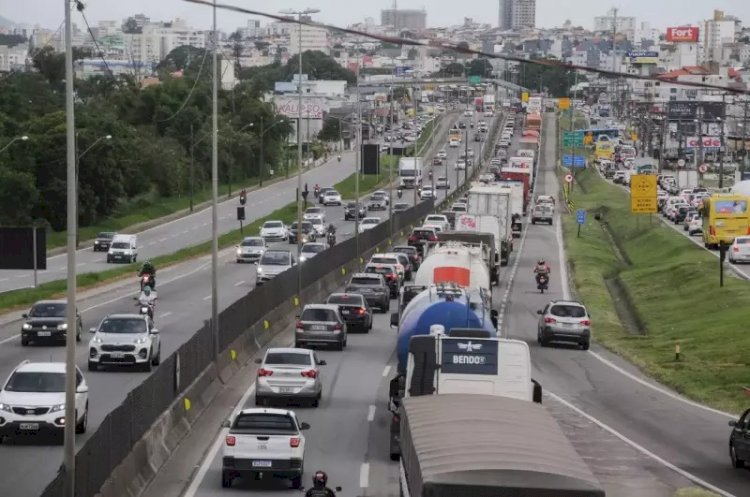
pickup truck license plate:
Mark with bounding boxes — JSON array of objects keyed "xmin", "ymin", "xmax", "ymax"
[
  {"xmin": 279, "ymin": 387, "xmax": 294, "ymax": 393},
  {"xmin": 37, "ymin": 331, "xmax": 51, "ymax": 337},
  {"xmin": 19, "ymin": 423, "xmax": 39, "ymax": 431},
  {"xmin": 341, "ymin": 309, "xmax": 350, "ymax": 315},
  {"xmin": 110, "ymin": 352, "xmax": 125, "ymax": 358},
  {"xmin": 311, "ymin": 325, "xmax": 326, "ymax": 331},
  {"xmin": 252, "ymin": 460, "xmax": 272, "ymax": 468}
]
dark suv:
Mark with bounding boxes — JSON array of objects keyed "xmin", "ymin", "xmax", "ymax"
[
  {"xmin": 94, "ymin": 231, "xmax": 116, "ymax": 252},
  {"xmin": 344, "ymin": 201, "xmax": 366, "ymax": 220},
  {"xmin": 288, "ymin": 221, "xmax": 316, "ymax": 244},
  {"xmin": 326, "ymin": 293, "xmax": 372, "ymax": 333},
  {"xmin": 407, "ymin": 227, "xmax": 438, "ymax": 254},
  {"xmin": 364, "ymin": 263, "xmax": 400, "ymax": 298},
  {"xmin": 392, "ymin": 245, "xmax": 421, "ymax": 272},
  {"xmin": 345, "ymin": 273, "xmax": 390, "ymax": 312}
]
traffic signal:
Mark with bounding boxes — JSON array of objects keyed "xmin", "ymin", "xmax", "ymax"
[
  {"xmin": 239, "ymin": 189, "xmax": 247, "ymax": 205},
  {"xmin": 236, "ymin": 206, "xmax": 245, "ymax": 221}
]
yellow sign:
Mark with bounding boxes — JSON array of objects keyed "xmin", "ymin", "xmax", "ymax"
[
  {"xmin": 630, "ymin": 175, "xmax": 657, "ymax": 214},
  {"xmin": 595, "ymin": 141, "xmax": 614, "ymax": 159},
  {"xmin": 584, "ymin": 133, "xmax": 593, "ymax": 145},
  {"xmin": 522, "ymin": 92, "xmax": 529, "ymax": 103},
  {"xmin": 558, "ymin": 98, "xmax": 570, "ymax": 110},
  {"xmin": 631, "ymin": 132, "xmax": 638, "ymax": 142}
]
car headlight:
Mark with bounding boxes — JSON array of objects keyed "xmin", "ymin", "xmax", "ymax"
[
  {"xmin": 134, "ymin": 337, "xmax": 149, "ymax": 345},
  {"xmin": 92, "ymin": 336, "xmax": 103, "ymax": 344},
  {"xmin": 300, "ymin": 256, "xmax": 307, "ymax": 262},
  {"xmin": 257, "ymin": 267, "xmax": 263, "ymax": 273},
  {"xmin": 236, "ymin": 249, "xmax": 242, "ymax": 256},
  {"xmin": 0, "ymin": 403, "xmax": 12, "ymax": 413},
  {"xmin": 57, "ymin": 323, "xmax": 68, "ymax": 331},
  {"xmin": 22, "ymin": 323, "xmax": 31, "ymax": 330},
  {"xmin": 49, "ymin": 403, "xmax": 65, "ymax": 413}
]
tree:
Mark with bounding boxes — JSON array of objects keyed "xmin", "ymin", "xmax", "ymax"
[
  {"xmin": 468, "ymin": 58, "xmax": 493, "ymax": 78},
  {"xmin": 283, "ymin": 51, "xmax": 356, "ymax": 84},
  {"xmin": 122, "ymin": 17, "xmax": 142, "ymax": 34},
  {"xmin": 438, "ymin": 62, "xmax": 465, "ymax": 77},
  {"xmin": 318, "ymin": 116, "xmax": 341, "ymax": 142},
  {"xmin": 520, "ymin": 58, "xmax": 584, "ymax": 97},
  {"xmin": 0, "ymin": 168, "xmax": 39, "ymax": 225},
  {"xmin": 407, "ymin": 48, "xmax": 419, "ymax": 60},
  {"xmin": 31, "ymin": 47, "xmax": 65, "ymax": 87}
]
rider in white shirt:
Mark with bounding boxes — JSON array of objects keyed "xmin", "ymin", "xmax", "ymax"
[{"xmin": 138, "ymin": 286, "xmax": 157, "ymax": 318}]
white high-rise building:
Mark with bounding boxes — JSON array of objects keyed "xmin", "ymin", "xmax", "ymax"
[
  {"xmin": 289, "ymin": 24, "xmax": 330, "ymax": 56},
  {"xmin": 594, "ymin": 8, "xmax": 637, "ymax": 40},
  {"xmin": 123, "ymin": 18, "xmax": 208, "ymax": 67},
  {"xmin": 498, "ymin": 0, "xmax": 535, "ymax": 30},
  {"xmin": 703, "ymin": 10, "xmax": 737, "ymax": 63}
]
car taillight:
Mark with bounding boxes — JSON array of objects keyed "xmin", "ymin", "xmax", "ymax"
[
  {"xmin": 295, "ymin": 320, "xmax": 303, "ymax": 330},
  {"xmin": 428, "ymin": 235, "xmax": 438, "ymax": 242},
  {"xmin": 544, "ymin": 317, "xmax": 556, "ymax": 324},
  {"xmin": 301, "ymin": 369, "xmax": 318, "ymax": 378},
  {"xmin": 392, "ymin": 414, "xmax": 400, "ymax": 423},
  {"xmin": 580, "ymin": 319, "xmax": 591, "ymax": 326},
  {"xmin": 408, "ymin": 235, "xmax": 417, "ymax": 242},
  {"xmin": 225, "ymin": 435, "xmax": 236, "ymax": 446},
  {"xmin": 386, "ymin": 273, "xmax": 396, "ymax": 280},
  {"xmin": 747, "ymin": 226, "xmax": 750, "ymax": 235},
  {"xmin": 258, "ymin": 368, "xmax": 273, "ymax": 377},
  {"xmin": 709, "ymin": 226, "xmax": 715, "ymax": 236},
  {"xmin": 734, "ymin": 245, "xmax": 740, "ymax": 252},
  {"xmin": 357, "ymin": 307, "xmax": 366, "ymax": 315},
  {"xmin": 290, "ymin": 437, "xmax": 301, "ymax": 447},
  {"xmin": 334, "ymin": 323, "xmax": 343, "ymax": 330}
]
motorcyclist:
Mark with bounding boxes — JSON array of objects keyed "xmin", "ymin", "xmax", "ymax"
[
  {"xmin": 137, "ymin": 286, "xmax": 157, "ymax": 319},
  {"xmin": 138, "ymin": 260, "xmax": 156, "ymax": 289},
  {"xmin": 327, "ymin": 224, "xmax": 336, "ymax": 234},
  {"xmin": 533, "ymin": 259, "xmax": 551, "ymax": 284},
  {"xmin": 397, "ymin": 188, "xmax": 403, "ymax": 199},
  {"xmin": 313, "ymin": 183, "xmax": 321, "ymax": 197},
  {"xmin": 305, "ymin": 471, "xmax": 336, "ymax": 497}
]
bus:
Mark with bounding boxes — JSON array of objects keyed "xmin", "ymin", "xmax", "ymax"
[
  {"xmin": 701, "ymin": 194, "xmax": 750, "ymax": 249},
  {"xmin": 449, "ymin": 127, "xmax": 462, "ymax": 143}
]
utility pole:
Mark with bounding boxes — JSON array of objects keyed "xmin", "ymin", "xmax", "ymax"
[
  {"xmin": 658, "ymin": 113, "xmax": 667, "ymax": 173},
  {"xmin": 210, "ymin": 0, "xmax": 219, "ymax": 360},
  {"xmin": 697, "ymin": 106, "xmax": 705, "ymax": 174},
  {"xmin": 388, "ymin": 81, "xmax": 394, "ymax": 238},
  {"xmin": 719, "ymin": 94, "xmax": 726, "ymax": 189},
  {"xmin": 611, "ymin": 7, "xmax": 618, "ymax": 115},
  {"xmin": 464, "ymin": 125, "xmax": 469, "ymax": 185},
  {"xmin": 355, "ymin": 63, "xmax": 361, "ymax": 262},
  {"xmin": 412, "ymin": 86, "xmax": 418, "ymax": 207},
  {"xmin": 190, "ymin": 124, "xmax": 195, "ymax": 212},
  {"xmin": 63, "ymin": 0, "xmax": 78, "ymax": 494}
]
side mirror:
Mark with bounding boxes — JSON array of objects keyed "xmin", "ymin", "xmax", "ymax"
[
  {"xmin": 390, "ymin": 312, "xmax": 399, "ymax": 328},
  {"xmin": 150, "ymin": 328, "xmax": 160, "ymax": 334},
  {"xmin": 299, "ymin": 422, "xmax": 310, "ymax": 431},
  {"xmin": 532, "ymin": 379, "xmax": 543, "ymax": 404},
  {"xmin": 335, "ymin": 487, "xmax": 342, "ymax": 492},
  {"xmin": 221, "ymin": 419, "xmax": 231, "ymax": 428},
  {"xmin": 89, "ymin": 327, "xmax": 97, "ymax": 334},
  {"xmin": 729, "ymin": 420, "xmax": 738, "ymax": 427},
  {"xmin": 389, "ymin": 377, "xmax": 401, "ymax": 398},
  {"xmin": 318, "ymin": 360, "xmax": 327, "ymax": 366},
  {"xmin": 254, "ymin": 358, "xmax": 262, "ymax": 364},
  {"xmin": 22, "ymin": 313, "xmax": 28, "ymax": 318},
  {"xmin": 76, "ymin": 384, "xmax": 88, "ymax": 394},
  {"xmin": 536, "ymin": 310, "xmax": 543, "ymax": 315}
]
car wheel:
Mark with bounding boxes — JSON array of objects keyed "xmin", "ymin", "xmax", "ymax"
[
  {"xmin": 21, "ymin": 337, "xmax": 28, "ymax": 346},
  {"xmin": 731, "ymin": 443, "xmax": 745, "ymax": 468},
  {"xmin": 581, "ymin": 340, "xmax": 590, "ymax": 351},
  {"xmin": 75, "ymin": 404, "xmax": 88, "ymax": 434},
  {"xmin": 290, "ymin": 474, "xmax": 302, "ymax": 489},
  {"xmin": 142, "ymin": 357, "xmax": 152, "ymax": 373},
  {"xmin": 390, "ymin": 452, "xmax": 400, "ymax": 461},
  {"xmin": 87, "ymin": 361, "xmax": 98, "ymax": 372},
  {"xmin": 76, "ymin": 325, "xmax": 82, "ymax": 342},
  {"xmin": 152, "ymin": 346, "xmax": 161, "ymax": 366},
  {"xmin": 221, "ymin": 471, "xmax": 233, "ymax": 488}
]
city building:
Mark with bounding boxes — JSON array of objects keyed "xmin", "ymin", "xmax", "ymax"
[
  {"xmin": 289, "ymin": 23, "xmax": 330, "ymax": 56},
  {"xmin": 498, "ymin": 0, "xmax": 536, "ymax": 30},
  {"xmin": 123, "ymin": 18, "xmax": 208, "ymax": 68},
  {"xmin": 0, "ymin": 44, "xmax": 28, "ymax": 72},
  {"xmin": 380, "ymin": 8, "xmax": 427, "ymax": 31},
  {"xmin": 238, "ymin": 19, "xmax": 262, "ymax": 39},
  {"xmin": 594, "ymin": 8, "xmax": 637, "ymax": 41},
  {"xmin": 703, "ymin": 10, "xmax": 738, "ymax": 63}
]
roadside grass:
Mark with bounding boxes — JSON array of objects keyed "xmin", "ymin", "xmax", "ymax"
[
  {"xmin": 0, "ymin": 173, "xmax": 389, "ymax": 315},
  {"xmin": 560, "ymin": 166, "xmax": 750, "ymax": 414},
  {"xmin": 334, "ymin": 166, "xmax": 393, "ymax": 200}
]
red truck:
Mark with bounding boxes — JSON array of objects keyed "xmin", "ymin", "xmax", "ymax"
[
  {"xmin": 499, "ymin": 168, "xmax": 531, "ymax": 211},
  {"xmin": 525, "ymin": 112, "xmax": 542, "ymax": 130}
]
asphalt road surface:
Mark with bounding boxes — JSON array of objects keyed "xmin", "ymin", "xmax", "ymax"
[
  {"xmin": 173, "ymin": 112, "xmax": 715, "ymax": 497},
  {"xmin": 0, "ymin": 110, "xmax": 481, "ymax": 497}
]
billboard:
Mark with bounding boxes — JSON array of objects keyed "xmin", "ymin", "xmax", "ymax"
[
  {"xmin": 0, "ymin": 227, "xmax": 46, "ymax": 270},
  {"xmin": 275, "ymin": 97, "xmax": 325, "ymax": 119},
  {"xmin": 666, "ymin": 26, "xmax": 700, "ymax": 43},
  {"xmin": 686, "ymin": 136, "xmax": 721, "ymax": 150},
  {"xmin": 666, "ymin": 101, "xmax": 725, "ymax": 121},
  {"xmin": 630, "ymin": 175, "xmax": 658, "ymax": 214},
  {"xmin": 627, "ymin": 51, "xmax": 659, "ymax": 65}
]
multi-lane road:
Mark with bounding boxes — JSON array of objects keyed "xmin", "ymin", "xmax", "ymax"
[
  {"xmin": 146, "ymin": 112, "xmax": 747, "ymax": 497},
  {"xmin": 0, "ymin": 107, "xmax": 488, "ymax": 497}
]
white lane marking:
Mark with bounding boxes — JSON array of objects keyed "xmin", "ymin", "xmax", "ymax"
[
  {"xmin": 76, "ymin": 262, "xmax": 87, "ymax": 267},
  {"xmin": 547, "ymin": 391, "xmax": 736, "ymax": 497},
  {"xmin": 233, "ymin": 280, "xmax": 245, "ymax": 287},
  {"xmin": 359, "ymin": 462, "xmax": 370, "ymax": 488},
  {"xmin": 14, "ymin": 275, "xmax": 26, "ymax": 279},
  {"xmin": 202, "ymin": 295, "xmax": 211, "ymax": 301},
  {"xmin": 382, "ymin": 365, "xmax": 391, "ymax": 377},
  {"xmin": 158, "ymin": 238, "xmax": 168, "ymax": 243},
  {"xmin": 158, "ymin": 311, "xmax": 172, "ymax": 319},
  {"xmin": 556, "ymin": 219, "xmax": 571, "ymax": 301},
  {"xmin": 497, "ymin": 224, "xmax": 529, "ymax": 335},
  {"xmin": 367, "ymin": 405, "xmax": 376, "ymax": 422}
]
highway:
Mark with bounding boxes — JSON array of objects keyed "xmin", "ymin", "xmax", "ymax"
[
  {"xmin": 0, "ymin": 108, "xmax": 475, "ymax": 497},
  {"xmin": 157, "ymin": 112, "xmax": 749, "ymax": 497}
]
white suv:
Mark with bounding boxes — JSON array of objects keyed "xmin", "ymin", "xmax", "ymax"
[
  {"xmin": 88, "ymin": 314, "xmax": 161, "ymax": 372},
  {"xmin": 0, "ymin": 361, "xmax": 89, "ymax": 442}
]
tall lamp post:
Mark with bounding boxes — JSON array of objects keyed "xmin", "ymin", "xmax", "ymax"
[
  {"xmin": 211, "ymin": 0, "xmax": 219, "ymax": 360},
  {"xmin": 251, "ymin": 116, "xmax": 288, "ymax": 187},
  {"xmin": 0, "ymin": 135, "xmax": 28, "ymax": 154},
  {"xmin": 76, "ymin": 133, "xmax": 112, "ymax": 248},
  {"xmin": 281, "ymin": 7, "xmax": 320, "ymax": 305}
]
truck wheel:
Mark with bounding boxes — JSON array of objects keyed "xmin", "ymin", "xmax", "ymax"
[
  {"xmin": 290, "ymin": 474, "xmax": 302, "ymax": 489},
  {"xmin": 221, "ymin": 471, "xmax": 233, "ymax": 488},
  {"xmin": 390, "ymin": 452, "xmax": 400, "ymax": 461}
]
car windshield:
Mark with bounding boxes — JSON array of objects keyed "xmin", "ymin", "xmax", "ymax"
[
  {"xmin": 291, "ymin": 222, "xmax": 313, "ymax": 231},
  {"xmin": 265, "ymin": 352, "xmax": 311, "ymax": 366},
  {"xmin": 97, "ymin": 232, "xmax": 114, "ymax": 239},
  {"xmin": 29, "ymin": 303, "xmax": 66, "ymax": 318},
  {"xmin": 234, "ymin": 413, "xmax": 295, "ymax": 431},
  {"xmin": 394, "ymin": 247, "xmax": 416, "ymax": 255},
  {"xmin": 413, "ymin": 230, "xmax": 433, "ymax": 237},
  {"xmin": 737, "ymin": 238, "xmax": 750, "ymax": 245},
  {"xmin": 309, "ymin": 218, "xmax": 323, "ymax": 226},
  {"xmin": 263, "ymin": 221, "xmax": 282, "ymax": 229},
  {"xmin": 372, "ymin": 257, "xmax": 398, "ymax": 265},
  {"xmin": 363, "ymin": 219, "xmax": 378, "ymax": 225},
  {"xmin": 241, "ymin": 239, "xmax": 263, "ymax": 247},
  {"xmin": 260, "ymin": 252, "xmax": 291, "ymax": 265},
  {"xmin": 366, "ymin": 266, "xmax": 394, "ymax": 276},
  {"xmin": 5, "ymin": 372, "xmax": 66, "ymax": 393},
  {"xmin": 426, "ymin": 216, "xmax": 444, "ymax": 222},
  {"xmin": 302, "ymin": 244, "xmax": 325, "ymax": 254},
  {"xmin": 350, "ymin": 277, "xmax": 380, "ymax": 286},
  {"xmin": 305, "ymin": 208, "xmax": 322, "ymax": 214},
  {"xmin": 301, "ymin": 308, "xmax": 338, "ymax": 322},
  {"xmin": 111, "ymin": 242, "xmax": 129, "ymax": 249},
  {"xmin": 325, "ymin": 191, "xmax": 339, "ymax": 197},
  {"xmin": 550, "ymin": 305, "xmax": 587, "ymax": 318},
  {"xmin": 328, "ymin": 294, "xmax": 364, "ymax": 305},
  {"xmin": 98, "ymin": 318, "xmax": 147, "ymax": 334}
]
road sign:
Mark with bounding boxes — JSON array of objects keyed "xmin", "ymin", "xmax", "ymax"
[
  {"xmin": 564, "ymin": 174, "xmax": 573, "ymax": 183},
  {"xmin": 562, "ymin": 155, "xmax": 586, "ymax": 168},
  {"xmin": 584, "ymin": 133, "xmax": 594, "ymax": 145},
  {"xmin": 630, "ymin": 174, "xmax": 657, "ymax": 214},
  {"xmin": 522, "ymin": 92, "xmax": 529, "ymax": 103},
  {"xmin": 563, "ymin": 131, "xmax": 585, "ymax": 148},
  {"xmin": 698, "ymin": 163, "xmax": 708, "ymax": 174},
  {"xmin": 559, "ymin": 98, "xmax": 571, "ymax": 110},
  {"xmin": 468, "ymin": 75, "xmax": 481, "ymax": 85},
  {"xmin": 576, "ymin": 209, "xmax": 586, "ymax": 224},
  {"xmin": 677, "ymin": 159, "xmax": 686, "ymax": 167}
]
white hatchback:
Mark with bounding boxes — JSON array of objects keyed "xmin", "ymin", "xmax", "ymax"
[
  {"xmin": 359, "ymin": 217, "xmax": 381, "ymax": 233},
  {"xmin": 729, "ymin": 236, "xmax": 750, "ymax": 264}
]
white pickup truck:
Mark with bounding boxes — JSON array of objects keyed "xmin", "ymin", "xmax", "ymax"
[{"xmin": 221, "ymin": 408, "xmax": 310, "ymax": 489}]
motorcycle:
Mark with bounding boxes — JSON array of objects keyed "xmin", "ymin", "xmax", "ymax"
[
  {"xmin": 397, "ymin": 188, "xmax": 403, "ymax": 199},
  {"xmin": 428, "ymin": 170, "xmax": 433, "ymax": 180},
  {"xmin": 536, "ymin": 273, "xmax": 549, "ymax": 294},
  {"xmin": 313, "ymin": 187, "xmax": 321, "ymax": 199},
  {"xmin": 139, "ymin": 273, "xmax": 155, "ymax": 291},
  {"xmin": 133, "ymin": 297, "xmax": 155, "ymax": 320},
  {"xmin": 327, "ymin": 231, "xmax": 336, "ymax": 248}
]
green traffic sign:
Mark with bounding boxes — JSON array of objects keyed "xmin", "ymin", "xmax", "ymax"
[
  {"xmin": 468, "ymin": 75, "xmax": 481, "ymax": 84},
  {"xmin": 563, "ymin": 131, "xmax": 584, "ymax": 148}
]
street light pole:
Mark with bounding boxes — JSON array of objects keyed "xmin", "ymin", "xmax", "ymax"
[
  {"xmin": 355, "ymin": 64, "xmax": 361, "ymax": 263},
  {"xmin": 190, "ymin": 124, "xmax": 195, "ymax": 212},
  {"xmin": 388, "ymin": 82, "xmax": 393, "ymax": 239},
  {"xmin": 259, "ymin": 114, "xmax": 264, "ymax": 187},
  {"xmin": 0, "ymin": 135, "xmax": 28, "ymax": 154},
  {"xmin": 63, "ymin": 0, "xmax": 77, "ymax": 494},
  {"xmin": 211, "ymin": 0, "xmax": 220, "ymax": 360},
  {"xmin": 76, "ymin": 133, "xmax": 112, "ymax": 248}
]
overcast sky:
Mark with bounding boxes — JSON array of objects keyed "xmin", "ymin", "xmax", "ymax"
[{"xmin": 3, "ymin": 0, "xmax": 749, "ymax": 33}]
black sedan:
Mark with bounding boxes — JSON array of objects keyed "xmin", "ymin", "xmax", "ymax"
[
  {"xmin": 288, "ymin": 221, "xmax": 317, "ymax": 244},
  {"xmin": 344, "ymin": 201, "xmax": 366, "ymax": 220},
  {"xmin": 325, "ymin": 293, "xmax": 373, "ymax": 333},
  {"xmin": 21, "ymin": 300, "xmax": 82, "ymax": 346}
]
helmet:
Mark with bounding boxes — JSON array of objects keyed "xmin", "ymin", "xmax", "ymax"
[
  {"xmin": 312, "ymin": 471, "xmax": 328, "ymax": 487},
  {"xmin": 537, "ymin": 259, "xmax": 545, "ymax": 265}
]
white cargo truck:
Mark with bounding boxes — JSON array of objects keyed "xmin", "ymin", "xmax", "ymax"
[
  {"xmin": 398, "ymin": 157, "xmax": 424, "ymax": 189},
  {"xmin": 462, "ymin": 185, "xmax": 514, "ymax": 265}
]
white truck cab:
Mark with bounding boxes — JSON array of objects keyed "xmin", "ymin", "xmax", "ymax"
[{"xmin": 106, "ymin": 234, "xmax": 138, "ymax": 263}]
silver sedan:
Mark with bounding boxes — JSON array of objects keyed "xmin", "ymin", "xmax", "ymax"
[{"xmin": 254, "ymin": 347, "xmax": 326, "ymax": 407}]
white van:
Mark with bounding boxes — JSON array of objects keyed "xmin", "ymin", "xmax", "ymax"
[{"xmin": 107, "ymin": 234, "xmax": 138, "ymax": 263}]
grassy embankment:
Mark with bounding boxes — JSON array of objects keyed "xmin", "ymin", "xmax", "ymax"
[
  {"xmin": 0, "ymin": 168, "xmax": 393, "ymax": 314},
  {"xmin": 560, "ymin": 166, "xmax": 750, "ymax": 413}
]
